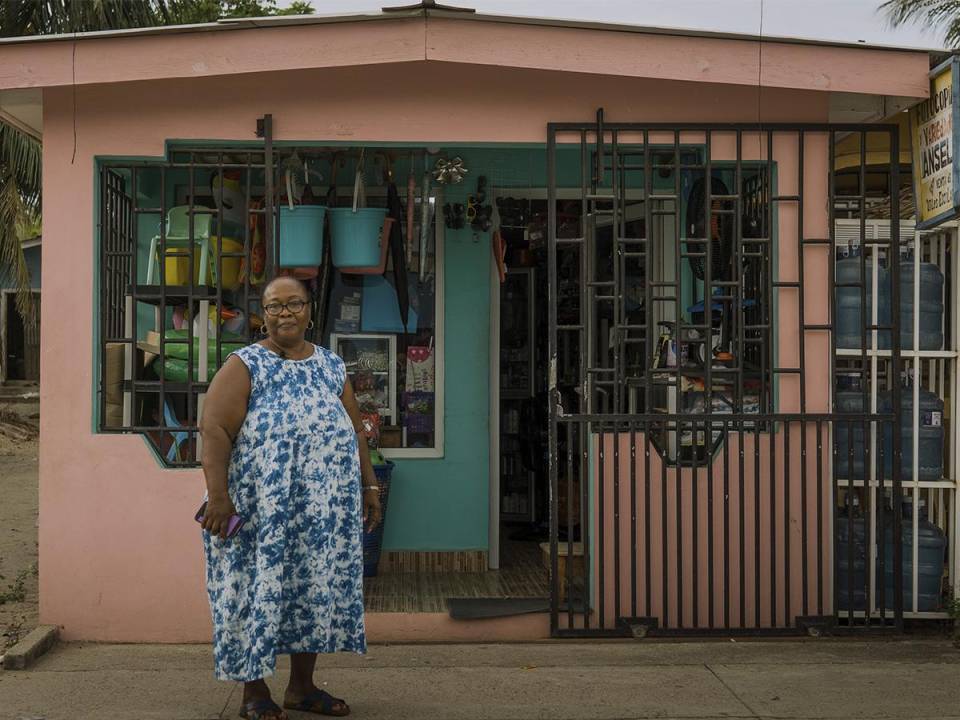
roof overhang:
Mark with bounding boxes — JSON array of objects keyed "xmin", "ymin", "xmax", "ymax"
[
  {"xmin": 0, "ymin": 88, "xmax": 41, "ymax": 138},
  {"xmin": 0, "ymin": 13, "xmax": 933, "ymax": 140}
]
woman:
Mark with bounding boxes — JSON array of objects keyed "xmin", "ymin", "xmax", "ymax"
[{"xmin": 199, "ymin": 276, "xmax": 381, "ymax": 720}]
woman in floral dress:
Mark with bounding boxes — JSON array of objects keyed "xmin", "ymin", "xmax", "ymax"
[{"xmin": 199, "ymin": 276, "xmax": 381, "ymax": 719}]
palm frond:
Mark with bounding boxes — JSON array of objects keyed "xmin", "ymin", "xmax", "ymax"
[
  {"xmin": 0, "ymin": 165, "xmax": 36, "ymax": 327},
  {"xmin": 882, "ymin": 0, "xmax": 960, "ymax": 48},
  {"xmin": 0, "ymin": 123, "xmax": 41, "ymax": 211}
]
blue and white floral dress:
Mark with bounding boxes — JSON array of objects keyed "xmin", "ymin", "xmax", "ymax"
[{"xmin": 203, "ymin": 342, "xmax": 366, "ymax": 681}]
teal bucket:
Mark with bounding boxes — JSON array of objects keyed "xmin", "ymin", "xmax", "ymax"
[
  {"xmin": 328, "ymin": 207, "xmax": 388, "ymax": 268},
  {"xmin": 279, "ymin": 205, "xmax": 326, "ymax": 267}
]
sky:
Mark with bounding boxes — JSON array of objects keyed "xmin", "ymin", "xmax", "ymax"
[{"xmin": 286, "ymin": 0, "xmax": 949, "ymax": 50}]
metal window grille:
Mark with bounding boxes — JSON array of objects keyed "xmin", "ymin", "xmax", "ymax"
[
  {"xmin": 98, "ymin": 145, "xmax": 272, "ymax": 467},
  {"xmin": 546, "ymin": 116, "xmax": 911, "ymax": 637}
]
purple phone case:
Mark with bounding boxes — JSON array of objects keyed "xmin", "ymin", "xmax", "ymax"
[{"xmin": 195, "ymin": 501, "xmax": 245, "ymax": 538}]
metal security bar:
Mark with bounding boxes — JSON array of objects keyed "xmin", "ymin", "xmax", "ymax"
[
  {"xmin": 97, "ymin": 130, "xmax": 273, "ymax": 466},
  {"xmin": 546, "ymin": 115, "xmax": 904, "ymax": 636}
]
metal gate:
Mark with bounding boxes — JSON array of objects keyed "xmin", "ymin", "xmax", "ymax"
[{"xmin": 546, "ymin": 112, "xmax": 905, "ymax": 635}]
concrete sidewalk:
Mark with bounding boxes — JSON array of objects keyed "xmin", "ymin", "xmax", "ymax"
[{"xmin": 1, "ymin": 639, "xmax": 958, "ymax": 720}]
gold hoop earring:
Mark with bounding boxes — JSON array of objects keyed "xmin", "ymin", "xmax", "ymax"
[
  {"xmin": 307, "ymin": 320, "xmax": 315, "ymax": 330},
  {"xmin": 259, "ymin": 324, "xmax": 268, "ymax": 335}
]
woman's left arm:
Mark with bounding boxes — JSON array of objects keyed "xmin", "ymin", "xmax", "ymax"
[{"xmin": 341, "ymin": 376, "xmax": 382, "ymax": 532}]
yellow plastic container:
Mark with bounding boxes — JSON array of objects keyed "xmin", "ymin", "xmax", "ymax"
[
  {"xmin": 161, "ymin": 236, "xmax": 243, "ymax": 289},
  {"xmin": 210, "ymin": 236, "xmax": 243, "ymax": 290}
]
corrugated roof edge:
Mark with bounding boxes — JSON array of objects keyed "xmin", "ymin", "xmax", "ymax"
[{"xmin": 0, "ymin": 7, "xmax": 945, "ymax": 53}]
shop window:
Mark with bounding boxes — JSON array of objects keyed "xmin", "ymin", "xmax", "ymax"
[
  {"xmin": 96, "ymin": 148, "xmax": 444, "ymax": 466},
  {"xmin": 644, "ymin": 164, "xmax": 776, "ymax": 463}
]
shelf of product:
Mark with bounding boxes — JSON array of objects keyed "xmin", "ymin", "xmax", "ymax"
[
  {"xmin": 832, "ymin": 219, "xmax": 959, "ymax": 618},
  {"xmin": 330, "ymin": 333, "xmax": 398, "ymax": 424}
]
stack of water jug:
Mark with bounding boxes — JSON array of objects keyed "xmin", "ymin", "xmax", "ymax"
[{"xmin": 833, "ymin": 247, "xmax": 947, "ymax": 610}]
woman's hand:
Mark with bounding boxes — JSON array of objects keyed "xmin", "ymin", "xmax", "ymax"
[
  {"xmin": 202, "ymin": 493, "xmax": 239, "ymax": 540},
  {"xmin": 363, "ymin": 489, "xmax": 382, "ymax": 532}
]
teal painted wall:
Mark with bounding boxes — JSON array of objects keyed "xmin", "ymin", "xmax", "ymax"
[{"xmin": 380, "ymin": 145, "xmax": 590, "ymax": 550}]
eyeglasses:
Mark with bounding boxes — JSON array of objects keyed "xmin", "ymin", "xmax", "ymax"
[{"xmin": 263, "ymin": 299, "xmax": 307, "ymax": 316}]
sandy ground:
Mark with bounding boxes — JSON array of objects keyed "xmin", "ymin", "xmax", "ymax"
[{"xmin": 0, "ymin": 391, "xmax": 40, "ymax": 656}]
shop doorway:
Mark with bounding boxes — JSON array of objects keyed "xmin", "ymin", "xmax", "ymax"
[
  {"xmin": 492, "ymin": 192, "xmax": 584, "ymax": 585},
  {"xmin": 1, "ymin": 291, "xmax": 40, "ymax": 383}
]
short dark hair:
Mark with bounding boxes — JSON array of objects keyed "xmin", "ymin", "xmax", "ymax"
[{"xmin": 261, "ymin": 276, "xmax": 310, "ymax": 303}]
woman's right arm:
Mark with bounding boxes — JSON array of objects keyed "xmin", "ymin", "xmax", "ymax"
[{"xmin": 198, "ymin": 354, "xmax": 251, "ymax": 539}]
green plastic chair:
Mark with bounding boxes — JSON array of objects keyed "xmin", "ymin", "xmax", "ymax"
[{"xmin": 146, "ymin": 206, "xmax": 213, "ymax": 285}]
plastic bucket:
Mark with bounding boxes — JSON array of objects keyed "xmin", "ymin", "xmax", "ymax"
[
  {"xmin": 279, "ymin": 205, "xmax": 326, "ymax": 268},
  {"xmin": 328, "ymin": 207, "xmax": 388, "ymax": 268}
]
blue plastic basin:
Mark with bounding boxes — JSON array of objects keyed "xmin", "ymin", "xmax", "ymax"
[
  {"xmin": 328, "ymin": 207, "xmax": 388, "ymax": 268},
  {"xmin": 279, "ymin": 205, "xmax": 326, "ymax": 267}
]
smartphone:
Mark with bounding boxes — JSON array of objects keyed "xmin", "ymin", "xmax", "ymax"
[{"xmin": 195, "ymin": 500, "xmax": 245, "ymax": 539}]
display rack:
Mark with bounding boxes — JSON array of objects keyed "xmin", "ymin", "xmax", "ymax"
[
  {"xmin": 330, "ymin": 332, "xmax": 398, "ymax": 425},
  {"xmin": 500, "ymin": 267, "xmax": 537, "ymax": 521},
  {"xmin": 834, "ymin": 218, "xmax": 959, "ymax": 619}
]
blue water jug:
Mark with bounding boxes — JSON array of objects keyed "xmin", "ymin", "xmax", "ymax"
[
  {"xmin": 835, "ymin": 256, "xmax": 890, "ymax": 349},
  {"xmin": 898, "ymin": 260, "xmax": 944, "ymax": 350},
  {"xmin": 882, "ymin": 389, "xmax": 944, "ymax": 481}
]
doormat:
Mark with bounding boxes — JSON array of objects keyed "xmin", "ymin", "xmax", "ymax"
[{"xmin": 446, "ymin": 597, "xmax": 549, "ymax": 619}]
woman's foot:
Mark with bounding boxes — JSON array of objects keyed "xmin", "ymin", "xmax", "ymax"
[
  {"xmin": 241, "ymin": 680, "xmax": 288, "ymax": 720},
  {"xmin": 283, "ymin": 683, "xmax": 350, "ymax": 716}
]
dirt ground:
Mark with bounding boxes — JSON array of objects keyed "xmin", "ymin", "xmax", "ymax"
[{"xmin": 0, "ymin": 387, "xmax": 40, "ymax": 656}]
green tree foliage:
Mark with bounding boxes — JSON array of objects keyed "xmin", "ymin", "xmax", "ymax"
[{"xmin": 163, "ymin": 0, "xmax": 315, "ymax": 25}]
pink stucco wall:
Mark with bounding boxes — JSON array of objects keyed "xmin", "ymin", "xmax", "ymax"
[{"xmin": 37, "ymin": 56, "xmax": 840, "ymax": 642}]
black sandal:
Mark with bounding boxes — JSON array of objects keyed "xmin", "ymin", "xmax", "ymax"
[
  {"xmin": 283, "ymin": 688, "xmax": 350, "ymax": 716},
  {"xmin": 239, "ymin": 698, "xmax": 287, "ymax": 720}
]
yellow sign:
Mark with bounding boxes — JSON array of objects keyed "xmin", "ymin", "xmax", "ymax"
[{"xmin": 911, "ymin": 57, "xmax": 959, "ymax": 229}]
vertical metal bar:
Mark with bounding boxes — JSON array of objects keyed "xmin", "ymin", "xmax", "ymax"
[
  {"xmin": 676, "ymin": 419, "xmax": 685, "ymax": 628},
  {"xmin": 784, "ymin": 418, "xmax": 791, "ymax": 626},
  {"xmin": 764, "ymin": 131, "xmax": 774, "ymax": 415},
  {"xmin": 566, "ymin": 422, "xmax": 575, "ymax": 625},
  {"xmin": 580, "ymin": 131, "xmax": 591, "ymax": 632},
  {"xmin": 263, "ymin": 115, "xmax": 276, "ymax": 278},
  {"xmin": 816, "ymin": 418, "xmax": 824, "ymax": 616},
  {"xmin": 770, "ymin": 410, "xmax": 778, "ymax": 627},
  {"xmin": 828, "ymin": 131, "xmax": 838, "ymax": 622},
  {"xmin": 244, "ymin": 154, "xmax": 252, "ymax": 343},
  {"xmin": 754, "ymin": 422, "xmax": 761, "ymax": 627},
  {"xmin": 878, "ymin": 420, "xmax": 887, "ymax": 620},
  {"xmin": 889, "ymin": 127, "xmax": 904, "ymax": 631},
  {"xmin": 598, "ymin": 430, "xmax": 607, "ymax": 629},
  {"xmin": 692, "ymin": 421, "xmax": 700, "ymax": 629},
  {"xmin": 158, "ymin": 164, "xmax": 167, "ymax": 451},
  {"xmin": 739, "ymin": 417, "xmax": 747, "ymax": 627},
  {"xmin": 644, "ymin": 130, "xmax": 654, "ymax": 416},
  {"xmin": 547, "ymin": 124, "xmax": 559, "ymax": 635},
  {"xmin": 644, "ymin": 424, "xmax": 652, "ymax": 619},
  {"xmin": 707, "ymin": 417, "xmax": 717, "ymax": 628},
  {"xmin": 613, "ymin": 424, "xmax": 622, "ymax": 624},
  {"xmin": 630, "ymin": 428, "xmax": 638, "ymax": 620},
  {"xmin": 662, "ymin": 427, "xmax": 669, "ymax": 628},
  {"xmin": 98, "ymin": 166, "xmax": 108, "ymax": 430},
  {"xmin": 128, "ymin": 169, "xmax": 138, "ymax": 436},
  {"xmin": 723, "ymin": 417, "xmax": 730, "ymax": 628},
  {"xmin": 704, "ymin": 131, "xmax": 713, "ymax": 414},
  {"xmin": 594, "ymin": 108, "xmax": 605, "ymax": 190},
  {"xmin": 185, "ymin": 160, "xmax": 196, "ymax": 453},
  {"xmin": 612, "ymin": 131, "xmax": 622, "ymax": 414},
  {"xmin": 735, "ymin": 131, "xmax": 744, "ymax": 413},
  {"xmin": 674, "ymin": 131, "xmax": 684, "ymax": 422},
  {"xmin": 797, "ymin": 131, "xmax": 810, "ymax": 618}
]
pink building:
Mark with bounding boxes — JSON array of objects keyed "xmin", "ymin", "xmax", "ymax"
[{"xmin": 1, "ymin": 5, "xmax": 956, "ymax": 642}]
